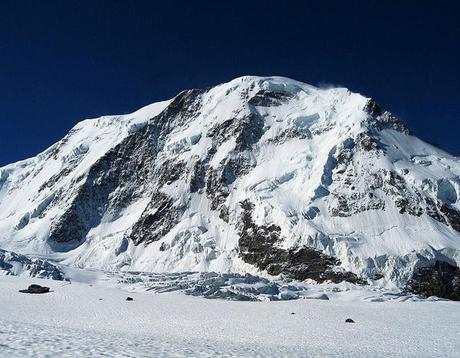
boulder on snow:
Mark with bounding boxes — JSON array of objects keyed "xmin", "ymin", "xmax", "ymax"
[
  {"xmin": 126, "ymin": 297, "xmax": 134, "ymax": 301},
  {"xmin": 345, "ymin": 318, "xmax": 355, "ymax": 323},
  {"xmin": 19, "ymin": 284, "xmax": 50, "ymax": 294}
]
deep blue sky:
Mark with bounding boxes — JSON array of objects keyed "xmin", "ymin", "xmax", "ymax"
[{"xmin": 1, "ymin": 1, "xmax": 459, "ymax": 166}]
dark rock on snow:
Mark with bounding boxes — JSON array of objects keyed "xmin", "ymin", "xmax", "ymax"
[{"xmin": 19, "ymin": 284, "xmax": 50, "ymax": 294}]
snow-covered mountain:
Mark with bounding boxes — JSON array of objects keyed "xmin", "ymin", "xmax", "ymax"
[{"xmin": 1, "ymin": 76, "xmax": 459, "ymax": 292}]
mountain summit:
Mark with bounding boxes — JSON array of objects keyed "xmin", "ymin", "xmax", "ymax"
[{"xmin": 1, "ymin": 76, "xmax": 459, "ymax": 294}]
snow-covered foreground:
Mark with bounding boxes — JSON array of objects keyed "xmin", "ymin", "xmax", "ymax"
[{"xmin": 1, "ymin": 275, "xmax": 459, "ymax": 357}]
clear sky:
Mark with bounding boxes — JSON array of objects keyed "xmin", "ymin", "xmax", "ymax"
[{"xmin": 1, "ymin": 0, "xmax": 459, "ymax": 166}]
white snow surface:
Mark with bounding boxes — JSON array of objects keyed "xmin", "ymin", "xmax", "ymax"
[
  {"xmin": 0, "ymin": 274, "xmax": 459, "ymax": 357},
  {"xmin": 0, "ymin": 75, "xmax": 459, "ymax": 289},
  {"xmin": 0, "ymin": 248, "xmax": 65, "ymax": 280}
]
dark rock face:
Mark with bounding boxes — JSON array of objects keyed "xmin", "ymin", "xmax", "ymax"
[
  {"xmin": 156, "ymin": 159, "xmax": 186, "ymax": 187},
  {"xmin": 439, "ymin": 204, "xmax": 460, "ymax": 233},
  {"xmin": 364, "ymin": 99, "xmax": 411, "ymax": 134},
  {"xmin": 48, "ymin": 89, "xmax": 206, "ymax": 246},
  {"xmin": 204, "ymin": 113, "xmax": 265, "ymax": 213},
  {"xmin": 158, "ymin": 89, "xmax": 206, "ymax": 127},
  {"xmin": 238, "ymin": 199, "xmax": 364, "ymax": 284},
  {"xmin": 189, "ymin": 159, "xmax": 206, "ymax": 193},
  {"xmin": 233, "ymin": 113, "xmax": 265, "ymax": 151},
  {"xmin": 267, "ymin": 126, "xmax": 312, "ymax": 145},
  {"xmin": 248, "ymin": 90, "xmax": 294, "ymax": 107},
  {"xmin": 363, "ymin": 99, "xmax": 383, "ymax": 117},
  {"xmin": 49, "ymin": 124, "xmax": 159, "ymax": 244},
  {"xmin": 19, "ymin": 284, "xmax": 50, "ymax": 294},
  {"xmin": 130, "ymin": 192, "xmax": 184, "ymax": 245},
  {"xmin": 409, "ymin": 261, "xmax": 460, "ymax": 300},
  {"xmin": 206, "ymin": 113, "xmax": 265, "ymax": 151},
  {"xmin": 356, "ymin": 132, "xmax": 381, "ymax": 152}
]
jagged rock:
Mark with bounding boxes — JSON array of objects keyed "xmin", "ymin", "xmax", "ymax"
[
  {"xmin": 189, "ymin": 159, "xmax": 206, "ymax": 193},
  {"xmin": 408, "ymin": 261, "xmax": 460, "ymax": 300},
  {"xmin": 130, "ymin": 192, "xmax": 184, "ymax": 245},
  {"xmin": 364, "ymin": 98, "xmax": 411, "ymax": 134},
  {"xmin": 439, "ymin": 204, "xmax": 460, "ymax": 233},
  {"xmin": 238, "ymin": 199, "xmax": 365, "ymax": 284},
  {"xmin": 248, "ymin": 89, "xmax": 294, "ymax": 107}
]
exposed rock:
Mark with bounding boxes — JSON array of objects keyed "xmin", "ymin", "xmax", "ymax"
[
  {"xmin": 356, "ymin": 132, "xmax": 381, "ymax": 152},
  {"xmin": 364, "ymin": 98, "xmax": 411, "ymax": 134},
  {"xmin": 439, "ymin": 204, "xmax": 460, "ymax": 233},
  {"xmin": 267, "ymin": 126, "xmax": 312, "ymax": 145},
  {"xmin": 345, "ymin": 318, "xmax": 355, "ymax": 323},
  {"xmin": 205, "ymin": 169, "xmax": 230, "ymax": 210},
  {"xmin": 19, "ymin": 284, "xmax": 50, "ymax": 294},
  {"xmin": 248, "ymin": 90, "xmax": 294, "ymax": 107},
  {"xmin": 48, "ymin": 88, "xmax": 206, "ymax": 247},
  {"xmin": 206, "ymin": 118, "xmax": 235, "ymax": 142},
  {"xmin": 130, "ymin": 192, "xmax": 184, "ymax": 245},
  {"xmin": 238, "ymin": 199, "xmax": 364, "ymax": 284},
  {"xmin": 409, "ymin": 260, "xmax": 460, "ymax": 300},
  {"xmin": 189, "ymin": 159, "xmax": 206, "ymax": 193},
  {"xmin": 156, "ymin": 159, "xmax": 186, "ymax": 186},
  {"xmin": 49, "ymin": 124, "xmax": 158, "ymax": 244}
]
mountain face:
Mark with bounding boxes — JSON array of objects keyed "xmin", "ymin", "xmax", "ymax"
[{"xmin": 1, "ymin": 76, "xmax": 459, "ymax": 292}]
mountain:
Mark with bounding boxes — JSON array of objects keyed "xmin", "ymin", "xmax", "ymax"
[{"xmin": 1, "ymin": 76, "xmax": 459, "ymax": 295}]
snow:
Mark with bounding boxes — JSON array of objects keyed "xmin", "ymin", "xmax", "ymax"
[
  {"xmin": 0, "ymin": 274, "xmax": 459, "ymax": 357},
  {"xmin": 0, "ymin": 248, "xmax": 65, "ymax": 280},
  {"xmin": 0, "ymin": 75, "xmax": 459, "ymax": 290}
]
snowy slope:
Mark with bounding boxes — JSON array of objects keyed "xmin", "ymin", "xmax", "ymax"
[{"xmin": 0, "ymin": 76, "xmax": 459, "ymax": 290}]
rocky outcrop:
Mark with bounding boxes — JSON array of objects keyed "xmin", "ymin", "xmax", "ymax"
[
  {"xmin": 327, "ymin": 137, "xmax": 460, "ymax": 234},
  {"xmin": 49, "ymin": 124, "xmax": 159, "ymax": 244},
  {"xmin": 238, "ymin": 200, "xmax": 364, "ymax": 284},
  {"xmin": 364, "ymin": 98, "xmax": 411, "ymax": 134},
  {"xmin": 49, "ymin": 89, "xmax": 206, "ymax": 246},
  {"xmin": 248, "ymin": 89, "xmax": 294, "ymax": 107},
  {"xmin": 409, "ymin": 261, "xmax": 460, "ymax": 300},
  {"xmin": 130, "ymin": 192, "xmax": 184, "ymax": 245}
]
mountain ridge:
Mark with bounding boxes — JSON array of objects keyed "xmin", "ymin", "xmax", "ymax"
[{"xmin": 1, "ymin": 76, "xmax": 459, "ymax": 295}]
